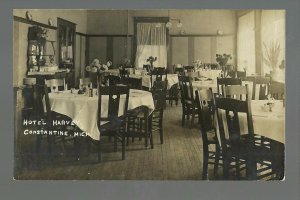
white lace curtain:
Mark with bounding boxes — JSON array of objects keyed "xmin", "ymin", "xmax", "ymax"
[{"xmin": 135, "ymin": 23, "xmax": 167, "ymax": 68}]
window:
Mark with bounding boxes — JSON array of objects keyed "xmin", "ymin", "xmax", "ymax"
[
  {"xmin": 237, "ymin": 11, "xmax": 256, "ymax": 75},
  {"xmin": 134, "ymin": 18, "xmax": 168, "ymax": 69}
]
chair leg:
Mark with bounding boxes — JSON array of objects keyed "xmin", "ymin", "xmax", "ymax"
[
  {"xmin": 114, "ymin": 135, "xmax": 117, "ymax": 152},
  {"xmin": 97, "ymin": 140, "xmax": 102, "ymax": 162},
  {"xmin": 121, "ymin": 131, "xmax": 125, "ymax": 160},
  {"xmin": 202, "ymin": 151, "xmax": 209, "ymax": 180},
  {"xmin": 213, "ymin": 145, "xmax": 220, "ymax": 179},
  {"xmin": 223, "ymin": 157, "xmax": 230, "ymax": 179},
  {"xmin": 190, "ymin": 107, "xmax": 195, "ymax": 128},
  {"xmin": 159, "ymin": 118, "xmax": 164, "ymax": 144}
]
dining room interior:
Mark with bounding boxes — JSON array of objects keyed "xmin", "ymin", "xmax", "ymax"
[{"xmin": 13, "ymin": 9, "xmax": 285, "ymax": 180}]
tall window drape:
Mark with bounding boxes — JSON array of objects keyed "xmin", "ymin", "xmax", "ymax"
[
  {"xmin": 135, "ymin": 23, "xmax": 167, "ymax": 68},
  {"xmin": 237, "ymin": 11, "xmax": 256, "ymax": 75}
]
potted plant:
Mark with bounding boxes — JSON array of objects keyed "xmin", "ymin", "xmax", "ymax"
[
  {"xmin": 146, "ymin": 56, "xmax": 157, "ymax": 71},
  {"xmin": 263, "ymin": 40, "xmax": 281, "ymax": 80},
  {"xmin": 216, "ymin": 54, "xmax": 232, "ymax": 76}
]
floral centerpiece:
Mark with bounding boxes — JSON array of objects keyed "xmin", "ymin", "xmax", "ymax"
[
  {"xmin": 146, "ymin": 56, "xmax": 157, "ymax": 71},
  {"xmin": 192, "ymin": 59, "xmax": 202, "ymax": 69},
  {"xmin": 216, "ymin": 54, "xmax": 232, "ymax": 70}
]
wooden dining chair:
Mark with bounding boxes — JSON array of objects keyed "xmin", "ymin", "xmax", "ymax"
[
  {"xmin": 217, "ymin": 77, "xmax": 242, "ymax": 96},
  {"xmin": 107, "ymin": 75, "xmax": 121, "ymax": 86},
  {"xmin": 121, "ymin": 77, "xmax": 142, "ymax": 90},
  {"xmin": 269, "ymin": 81, "xmax": 285, "ymax": 100},
  {"xmin": 178, "ymin": 76, "xmax": 199, "ymax": 128},
  {"xmin": 79, "ymin": 77, "xmax": 92, "ymax": 88},
  {"xmin": 45, "ymin": 78, "xmax": 66, "ymax": 92},
  {"xmin": 34, "ymin": 84, "xmax": 78, "ymax": 161},
  {"xmin": 150, "ymin": 80, "xmax": 167, "ymax": 144},
  {"xmin": 173, "ymin": 67, "xmax": 185, "ymax": 76},
  {"xmin": 119, "ymin": 68, "xmax": 129, "ymax": 79},
  {"xmin": 183, "ymin": 65, "xmax": 195, "ymax": 72},
  {"xmin": 214, "ymin": 93, "xmax": 284, "ymax": 180},
  {"xmin": 185, "ymin": 71, "xmax": 200, "ymax": 81},
  {"xmin": 236, "ymin": 71, "xmax": 246, "ymax": 81},
  {"xmin": 97, "ymin": 85, "xmax": 129, "ymax": 161},
  {"xmin": 246, "ymin": 76, "xmax": 270, "ymax": 100},
  {"xmin": 195, "ymin": 88, "xmax": 221, "ymax": 180},
  {"xmin": 150, "ymin": 67, "xmax": 167, "ymax": 90}
]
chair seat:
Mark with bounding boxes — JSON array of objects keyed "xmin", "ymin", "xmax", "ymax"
[{"xmin": 99, "ymin": 117, "xmax": 125, "ymax": 133}]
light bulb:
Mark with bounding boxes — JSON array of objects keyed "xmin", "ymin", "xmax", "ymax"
[{"xmin": 177, "ymin": 21, "xmax": 183, "ymax": 28}]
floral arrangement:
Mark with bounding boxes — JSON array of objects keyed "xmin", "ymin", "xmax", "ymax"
[
  {"xmin": 86, "ymin": 58, "xmax": 108, "ymax": 73},
  {"xmin": 216, "ymin": 54, "xmax": 232, "ymax": 67},
  {"xmin": 263, "ymin": 40, "xmax": 281, "ymax": 70},
  {"xmin": 147, "ymin": 56, "xmax": 157, "ymax": 67},
  {"xmin": 124, "ymin": 58, "xmax": 131, "ymax": 67},
  {"xmin": 192, "ymin": 60, "xmax": 202, "ymax": 68}
]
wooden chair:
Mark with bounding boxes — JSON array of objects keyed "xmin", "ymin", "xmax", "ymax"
[
  {"xmin": 173, "ymin": 67, "xmax": 185, "ymax": 76},
  {"xmin": 121, "ymin": 77, "xmax": 142, "ymax": 90},
  {"xmin": 150, "ymin": 80, "xmax": 167, "ymax": 144},
  {"xmin": 178, "ymin": 76, "xmax": 199, "ymax": 128},
  {"xmin": 97, "ymin": 85, "xmax": 129, "ymax": 161},
  {"xmin": 185, "ymin": 71, "xmax": 200, "ymax": 81},
  {"xmin": 183, "ymin": 65, "xmax": 195, "ymax": 72},
  {"xmin": 107, "ymin": 75, "xmax": 121, "ymax": 86},
  {"xmin": 217, "ymin": 77, "xmax": 242, "ymax": 96},
  {"xmin": 45, "ymin": 78, "xmax": 66, "ymax": 92},
  {"xmin": 34, "ymin": 84, "xmax": 79, "ymax": 160},
  {"xmin": 119, "ymin": 68, "xmax": 129, "ymax": 79},
  {"xmin": 269, "ymin": 81, "xmax": 285, "ymax": 100},
  {"xmin": 79, "ymin": 77, "xmax": 92, "ymax": 88},
  {"xmin": 195, "ymin": 88, "xmax": 221, "ymax": 179},
  {"xmin": 246, "ymin": 76, "xmax": 270, "ymax": 100},
  {"xmin": 214, "ymin": 92, "xmax": 284, "ymax": 180},
  {"xmin": 237, "ymin": 71, "xmax": 246, "ymax": 81},
  {"xmin": 150, "ymin": 67, "xmax": 167, "ymax": 90}
]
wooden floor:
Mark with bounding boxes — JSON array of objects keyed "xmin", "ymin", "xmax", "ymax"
[{"xmin": 14, "ymin": 103, "xmax": 216, "ymax": 180}]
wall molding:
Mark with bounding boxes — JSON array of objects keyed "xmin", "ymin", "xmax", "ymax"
[{"xmin": 13, "ymin": 16, "xmax": 87, "ymax": 37}]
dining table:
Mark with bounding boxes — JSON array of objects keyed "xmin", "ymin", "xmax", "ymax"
[
  {"xmin": 129, "ymin": 74, "xmax": 179, "ymax": 89},
  {"xmin": 47, "ymin": 89, "xmax": 155, "ymax": 140}
]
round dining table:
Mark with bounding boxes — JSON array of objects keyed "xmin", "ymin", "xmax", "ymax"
[{"xmin": 48, "ymin": 89, "xmax": 155, "ymax": 140}]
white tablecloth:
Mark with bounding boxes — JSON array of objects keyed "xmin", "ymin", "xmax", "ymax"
[
  {"xmin": 48, "ymin": 89, "xmax": 154, "ymax": 140},
  {"xmin": 196, "ymin": 69, "xmax": 222, "ymax": 80},
  {"xmin": 129, "ymin": 74, "xmax": 179, "ymax": 89}
]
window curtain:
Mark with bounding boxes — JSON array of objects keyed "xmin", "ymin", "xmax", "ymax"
[
  {"xmin": 261, "ymin": 10, "xmax": 285, "ymax": 82},
  {"xmin": 237, "ymin": 11, "xmax": 256, "ymax": 75},
  {"xmin": 135, "ymin": 23, "xmax": 167, "ymax": 68}
]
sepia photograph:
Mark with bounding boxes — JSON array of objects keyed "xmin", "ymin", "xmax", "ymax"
[{"xmin": 13, "ymin": 9, "xmax": 285, "ymax": 180}]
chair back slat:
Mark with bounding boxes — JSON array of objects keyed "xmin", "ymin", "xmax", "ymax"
[
  {"xmin": 223, "ymin": 85, "xmax": 248, "ymax": 100},
  {"xmin": 178, "ymin": 76, "xmax": 194, "ymax": 102},
  {"xmin": 121, "ymin": 77, "xmax": 142, "ymax": 90},
  {"xmin": 217, "ymin": 77, "xmax": 242, "ymax": 95},
  {"xmin": 107, "ymin": 75, "xmax": 121, "ymax": 86},
  {"xmin": 246, "ymin": 76, "xmax": 270, "ymax": 100},
  {"xmin": 152, "ymin": 81, "xmax": 167, "ymax": 111},
  {"xmin": 269, "ymin": 81, "xmax": 285, "ymax": 100},
  {"xmin": 195, "ymin": 88, "xmax": 216, "ymax": 142},
  {"xmin": 97, "ymin": 85, "xmax": 129, "ymax": 125},
  {"xmin": 45, "ymin": 78, "xmax": 66, "ymax": 92},
  {"xmin": 150, "ymin": 67, "xmax": 168, "ymax": 89}
]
